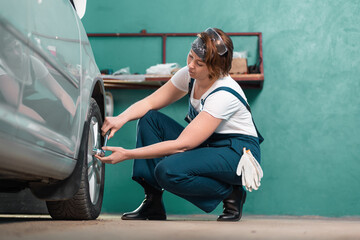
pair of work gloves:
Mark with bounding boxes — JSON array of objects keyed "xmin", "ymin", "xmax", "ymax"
[{"xmin": 236, "ymin": 148, "xmax": 263, "ymax": 192}]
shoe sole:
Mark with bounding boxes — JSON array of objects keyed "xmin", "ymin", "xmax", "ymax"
[{"xmin": 217, "ymin": 217, "xmax": 240, "ymax": 222}]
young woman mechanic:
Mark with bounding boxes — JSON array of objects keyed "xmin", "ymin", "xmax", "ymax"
[{"xmin": 96, "ymin": 28, "xmax": 263, "ymax": 221}]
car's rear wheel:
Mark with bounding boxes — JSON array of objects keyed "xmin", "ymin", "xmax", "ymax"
[{"xmin": 46, "ymin": 98, "xmax": 105, "ymax": 220}]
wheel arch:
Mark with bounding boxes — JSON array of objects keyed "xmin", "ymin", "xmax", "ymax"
[{"xmin": 91, "ymin": 76, "xmax": 106, "ymax": 121}]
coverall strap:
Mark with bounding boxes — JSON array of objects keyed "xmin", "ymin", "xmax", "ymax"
[
  {"xmin": 188, "ymin": 78, "xmax": 195, "ymax": 96},
  {"xmin": 203, "ymin": 87, "xmax": 251, "ymax": 112},
  {"xmin": 202, "ymin": 86, "xmax": 264, "ymax": 144}
]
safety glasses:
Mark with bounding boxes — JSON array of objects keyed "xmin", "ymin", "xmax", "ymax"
[{"xmin": 204, "ymin": 28, "xmax": 228, "ymax": 56}]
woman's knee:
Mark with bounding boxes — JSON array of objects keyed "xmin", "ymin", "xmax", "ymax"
[
  {"xmin": 154, "ymin": 161, "xmax": 169, "ymax": 188},
  {"xmin": 154, "ymin": 159, "xmax": 186, "ymax": 189},
  {"xmin": 138, "ymin": 110, "xmax": 158, "ymax": 127}
]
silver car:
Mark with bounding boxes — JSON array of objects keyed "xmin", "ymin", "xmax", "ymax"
[{"xmin": 0, "ymin": 0, "xmax": 106, "ymax": 220}]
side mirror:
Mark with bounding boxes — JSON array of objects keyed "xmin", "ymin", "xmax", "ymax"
[{"xmin": 72, "ymin": 0, "xmax": 87, "ymax": 19}]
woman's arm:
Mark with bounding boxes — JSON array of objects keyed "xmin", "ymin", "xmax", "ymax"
[
  {"xmin": 96, "ymin": 111, "xmax": 222, "ymax": 164},
  {"xmin": 0, "ymin": 74, "xmax": 20, "ymax": 106},
  {"xmin": 101, "ymin": 80, "xmax": 187, "ymax": 138},
  {"xmin": 31, "ymin": 55, "xmax": 77, "ymax": 117}
]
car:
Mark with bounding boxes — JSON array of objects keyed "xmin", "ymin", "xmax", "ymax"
[{"xmin": 0, "ymin": 0, "xmax": 106, "ymax": 220}]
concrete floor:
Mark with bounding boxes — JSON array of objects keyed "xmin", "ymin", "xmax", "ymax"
[{"xmin": 0, "ymin": 214, "xmax": 360, "ymax": 240}]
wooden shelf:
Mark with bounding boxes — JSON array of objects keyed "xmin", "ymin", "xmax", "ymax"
[
  {"xmin": 102, "ymin": 73, "xmax": 264, "ymax": 90},
  {"xmin": 89, "ymin": 30, "xmax": 264, "ymax": 89}
]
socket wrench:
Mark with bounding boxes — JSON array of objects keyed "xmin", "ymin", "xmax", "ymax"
[{"xmin": 92, "ymin": 130, "xmax": 110, "ymax": 157}]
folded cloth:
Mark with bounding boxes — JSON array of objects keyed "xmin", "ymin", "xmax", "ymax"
[{"xmin": 236, "ymin": 148, "xmax": 263, "ymax": 192}]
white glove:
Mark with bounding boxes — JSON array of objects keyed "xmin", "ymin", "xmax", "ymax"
[
  {"xmin": 247, "ymin": 148, "xmax": 263, "ymax": 180},
  {"xmin": 236, "ymin": 148, "xmax": 263, "ymax": 192}
]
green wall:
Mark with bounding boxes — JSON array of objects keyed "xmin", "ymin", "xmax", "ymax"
[{"xmin": 82, "ymin": 0, "xmax": 360, "ymax": 217}]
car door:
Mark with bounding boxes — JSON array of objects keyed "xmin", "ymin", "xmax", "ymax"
[
  {"xmin": 0, "ymin": 1, "xmax": 33, "ymax": 153},
  {"xmin": 0, "ymin": 24, "xmax": 23, "ymax": 146},
  {"xmin": 14, "ymin": 0, "xmax": 82, "ymax": 158}
]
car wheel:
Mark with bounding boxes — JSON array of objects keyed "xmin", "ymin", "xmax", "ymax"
[{"xmin": 46, "ymin": 98, "xmax": 105, "ymax": 220}]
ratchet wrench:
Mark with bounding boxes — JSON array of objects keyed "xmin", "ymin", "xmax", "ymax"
[{"xmin": 92, "ymin": 130, "xmax": 110, "ymax": 157}]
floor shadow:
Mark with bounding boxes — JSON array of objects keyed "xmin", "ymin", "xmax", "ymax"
[{"xmin": 0, "ymin": 214, "xmax": 52, "ymax": 224}]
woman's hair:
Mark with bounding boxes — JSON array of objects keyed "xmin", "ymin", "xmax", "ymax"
[{"xmin": 198, "ymin": 28, "xmax": 233, "ymax": 80}]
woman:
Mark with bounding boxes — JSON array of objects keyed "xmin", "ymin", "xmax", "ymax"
[{"xmin": 96, "ymin": 28, "xmax": 263, "ymax": 221}]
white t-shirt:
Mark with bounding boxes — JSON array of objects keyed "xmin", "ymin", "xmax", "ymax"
[{"xmin": 171, "ymin": 66, "xmax": 258, "ymax": 137}]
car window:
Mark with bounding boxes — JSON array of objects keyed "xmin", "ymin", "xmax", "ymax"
[
  {"xmin": 0, "ymin": 1, "xmax": 31, "ymax": 38},
  {"xmin": 31, "ymin": 0, "xmax": 81, "ymax": 84}
]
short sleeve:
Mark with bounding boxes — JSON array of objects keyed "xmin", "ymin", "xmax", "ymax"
[
  {"xmin": 202, "ymin": 91, "xmax": 241, "ymax": 120},
  {"xmin": 30, "ymin": 55, "xmax": 49, "ymax": 79},
  {"xmin": 170, "ymin": 66, "xmax": 190, "ymax": 92}
]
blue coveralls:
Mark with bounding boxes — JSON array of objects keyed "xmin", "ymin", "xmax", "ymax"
[{"xmin": 132, "ymin": 84, "xmax": 262, "ymax": 213}]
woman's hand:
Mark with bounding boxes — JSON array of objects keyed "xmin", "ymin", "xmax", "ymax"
[
  {"xmin": 101, "ymin": 116, "xmax": 126, "ymax": 139},
  {"xmin": 95, "ymin": 146, "xmax": 129, "ymax": 164}
]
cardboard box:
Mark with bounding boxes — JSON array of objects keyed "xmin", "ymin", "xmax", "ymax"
[{"xmin": 230, "ymin": 58, "xmax": 248, "ymax": 74}]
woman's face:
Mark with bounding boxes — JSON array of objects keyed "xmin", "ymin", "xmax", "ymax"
[{"xmin": 187, "ymin": 50, "xmax": 209, "ymax": 80}]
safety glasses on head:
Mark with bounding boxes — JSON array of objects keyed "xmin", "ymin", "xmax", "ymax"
[
  {"xmin": 191, "ymin": 37, "xmax": 206, "ymax": 60},
  {"xmin": 204, "ymin": 28, "xmax": 228, "ymax": 56}
]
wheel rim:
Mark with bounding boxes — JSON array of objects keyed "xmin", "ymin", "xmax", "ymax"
[{"xmin": 87, "ymin": 116, "xmax": 102, "ymax": 205}]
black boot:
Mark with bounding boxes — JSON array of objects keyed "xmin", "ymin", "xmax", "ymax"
[
  {"xmin": 121, "ymin": 180, "xmax": 166, "ymax": 220},
  {"xmin": 217, "ymin": 186, "xmax": 246, "ymax": 222}
]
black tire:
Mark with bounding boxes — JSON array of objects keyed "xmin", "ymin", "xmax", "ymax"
[{"xmin": 46, "ymin": 98, "xmax": 105, "ymax": 220}]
